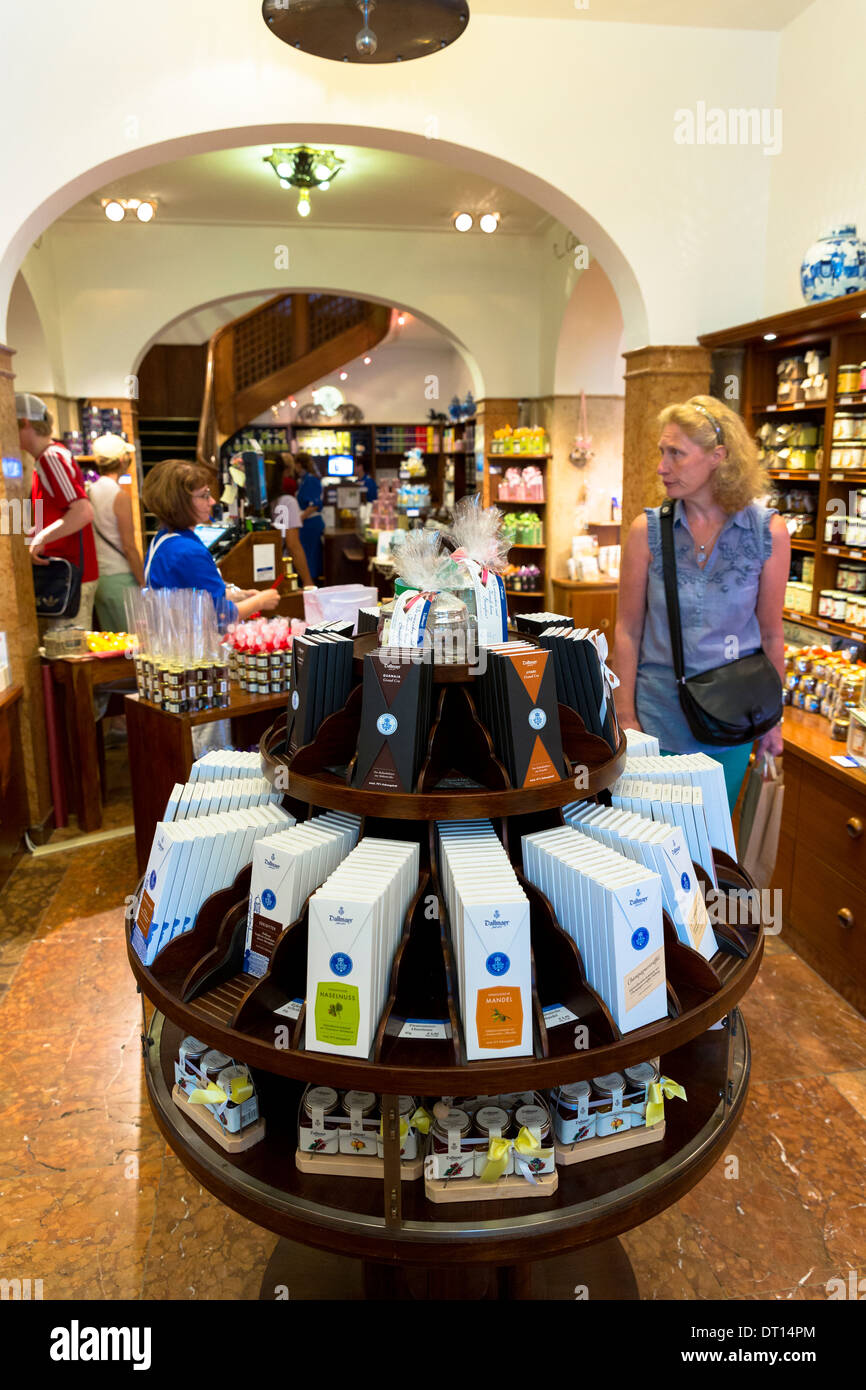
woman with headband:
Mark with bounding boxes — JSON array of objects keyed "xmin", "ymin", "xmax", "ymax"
[{"xmin": 613, "ymin": 394, "xmax": 789, "ymax": 809}]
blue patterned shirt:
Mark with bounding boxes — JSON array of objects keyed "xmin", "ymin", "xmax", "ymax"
[{"xmin": 635, "ymin": 500, "xmax": 775, "ymax": 752}]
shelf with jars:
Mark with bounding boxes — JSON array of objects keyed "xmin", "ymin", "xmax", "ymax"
[{"xmin": 127, "ymin": 593, "xmax": 762, "ymax": 1295}]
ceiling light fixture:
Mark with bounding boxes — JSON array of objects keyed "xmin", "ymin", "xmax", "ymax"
[
  {"xmin": 101, "ymin": 197, "xmax": 157, "ymax": 223},
  {"xmin": 479, "ymin": 212, "xmax": 500, "ymax": 234},
  {"xmin": 763, "ymin": 332, "xmax": 777, "ymax": 341},
  {"xmin": 363, "ymin": 356, "xmax": 372, "ymax": 365},
  {"xmin": 397, "ymin": 313, "xmax": 406, "ymax": 326},
  {"xmin": 261, "ymin": 0, "xmax": 470, "ymax": 65},
  {"xmin": 453, "ymin": 212, "xmax": 473, "ymax": 232},
  {"xmin": 264, "ymin": 146, "xmax": 345, "ymax": 217},
  {"xmin": 340, "ymin": 371, "xmax": 349, "ymax": 380}
]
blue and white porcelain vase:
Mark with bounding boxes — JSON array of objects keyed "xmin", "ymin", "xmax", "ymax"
[{"xmin": 800, "ymin": 224, "xmax": 866, "ymax": 303}]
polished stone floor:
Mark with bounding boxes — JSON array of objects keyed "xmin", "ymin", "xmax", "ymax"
[{"xmin": 1, "ymin": 831, "xmax": 864, "ymax": 1302}]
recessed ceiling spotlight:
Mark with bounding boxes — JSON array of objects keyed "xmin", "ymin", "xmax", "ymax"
[
  {"xmin": 104, "ymin": 200, "xmax": 125, "ymax": 222},
  {"xmin": 453, "ymin": 212, "xmax": 473, "ymax": 232},
  {"xmin": 290, "ymin": 399, "xmax": 298, "ymax": 408},
  {"xmin": 340, "ymin": 371, "xmax": 348, "ymax": 380},
  {"xmin": 363, "ymin": 356, "xmax": 372, "ymax": 365},
  {"xmin": 397, "ymin": 314, "xmax": 406, "ymax": 326},
  {"xmin": 479, "ymin": 212, "xmax": 500, "ymax": 234},
  {"xmin": 763, "ymin": 332, "xmax": 777, "ymax": 341},
  {"xmin": 136, "ymin": 201, "xmax": 155, "ymax": 223}
]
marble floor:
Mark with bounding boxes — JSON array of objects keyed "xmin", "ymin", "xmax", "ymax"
[{"xmin": 1, "ymin": 834, "xmax": 864, "ymax": 1302}]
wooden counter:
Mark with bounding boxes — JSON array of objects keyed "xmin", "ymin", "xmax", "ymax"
[
  {"xmin": 0, "ymin": 686, "xmax": 28, "ymax": 888},
  {"xmin": 125, "ymin": 684, "xmax": 288, "ymax": 874},
  {"xmin": 551, "ymin": 578, "xmax": 618, "ymax": 633},
  {"xmin": 48, "ymin": 653, "xmax": 136, "ymax": 832},
  {"xmin": 775, "ymin": 706, "xmax": 866, "ymax": 1015}
]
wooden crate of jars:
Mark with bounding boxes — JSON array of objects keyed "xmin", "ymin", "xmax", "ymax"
[
  {"xmin": 551, "ymin": 1060, "xmax": 677, "ymax": 1166},
  {"xmin": 295, "ymin": 1085, "xmax": 426, "ymax": 1181},
  {"xmin": 422, "ymin": 1092, "xmax": 558, "ymax": 1204}
]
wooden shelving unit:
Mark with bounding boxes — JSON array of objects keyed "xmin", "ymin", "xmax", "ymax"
[
  {"xmin": 484, "ymin": 452, "xmax": 550, "ymax": 609},
  {"xmin": 699, "ymin": 291, "xmax": 866, "ymax": 650},
  {"xmin": 127, "ymin": 627, "xmax": 761, "ymax": 1296}
]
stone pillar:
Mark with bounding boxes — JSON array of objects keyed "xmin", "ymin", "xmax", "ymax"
[
  {"xmin": 0, "ymin": 343, "xmax": 52, "ymax": 830},
  {"xmin": 621, "ymin": 346, "xmax": 711, "ymax": 533}
]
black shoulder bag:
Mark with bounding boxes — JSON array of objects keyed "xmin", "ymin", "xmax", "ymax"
[
  {"xmin": 659, "ymin": 500, "xmax": 782, "ymax": 746},
  {"xmin": 32, "ymin": 530, "xmax": 84, "ymax": 620}
]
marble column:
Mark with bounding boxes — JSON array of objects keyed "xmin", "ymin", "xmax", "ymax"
[
  {"xmin": 0, "ymin": 344, "xmax": 52, "ymax": 830},
  {"xmin": 622, "ymin": 346, "xmax": 711, "ymax": 533}
]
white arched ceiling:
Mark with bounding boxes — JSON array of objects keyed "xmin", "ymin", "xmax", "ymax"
[{"xmin": 3, "ymin": 124, "xmax": 648, "ymax": 359}]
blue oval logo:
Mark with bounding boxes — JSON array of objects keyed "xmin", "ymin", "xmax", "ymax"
[
  {"xmin": 149, "ymin": 870, "xmax": 157, "ymax": 890},
  {"xmin": 261, "ymin": 889, "xmax": 276, "ymax": 911},
  {"xmin": 329, "ymin": 952, "xmax": 353, "ymax": 977},
  {"xmin": 377, "ymin": 713, "xmax": 398, "ymax": 736},
  {"xmin": 486, "ymin": 952, "xmax": 510, "ymax": 976},
  {"xmin": 291, "ymin": 689, "xmax": 299, "ymax": 710},
  {"xmin": 631, "ymin": 928, "xmax": 650, "ymax": 951},
  {"xmin": 528, "ymin": 708, "xmax": 547, "ymax": 731},
  {"xmin": 680, "ymin": 871, "xmax": 691, "ymax": 892}
]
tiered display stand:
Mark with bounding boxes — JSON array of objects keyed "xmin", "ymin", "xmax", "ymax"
[{"xmin": 127, "ymin": 633, "xmax": 763, "ymax": 1300}]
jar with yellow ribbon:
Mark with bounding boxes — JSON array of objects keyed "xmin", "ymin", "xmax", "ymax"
[{"xmin": 376, "ymin": 1097, "xmax": 432, "ymax": 1162}]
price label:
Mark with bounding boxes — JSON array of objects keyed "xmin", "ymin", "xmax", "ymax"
[
  {"xmin": 808, "ymin": 473, "xmax": 820, "ymax": 480},
  {"xmin": 765, "ymin": 405, "xmax": 777, "ymax": 412},
  {"xmin": 850, "ymin": 551, "xmax": 864, "ymax": 560},
  {"xmin": 817, "ymin": 620, "xmax": 829, "ymax": 629},
  {"xmin": 398, "ymin": 1019, "xmax": 448, "ymax": 1041},
  {"xmin": 542, "ymin": 1003, "xmax": 580, "ymax": 1029},
  {"xmin": 794, "ymin": 402, "xmax": 806, "ymax": 409},
  {"xmin": 839, "ymin": 396, "xmax": 855, "ymax": 404},
  {"xmin": 273, "ymin": 999, "xmax": 304, "ymax": 1020},
  {"xmin": 851, "ymin": 631, "xmax": 865, "ymax": 641},
  {"xmin": 827, "ymin": 547, "xmax": 840, "ymax": 555}
]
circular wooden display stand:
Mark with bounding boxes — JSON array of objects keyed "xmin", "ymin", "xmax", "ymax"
[{"xmin": 129, "ymin": 637, "xmax": 763, "ymax": 1300}]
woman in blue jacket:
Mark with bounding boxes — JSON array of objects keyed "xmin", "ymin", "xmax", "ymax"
[{"xmin": 142, "ymin": 459, "xmax": 281, "ymax": 618}]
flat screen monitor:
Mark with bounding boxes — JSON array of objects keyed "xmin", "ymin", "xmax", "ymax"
[
  {"xmin": 194, "ymin": 523, "xmax": 232, "ymax": 552},
  {"xmin": 242, "ymin": 451, "xmax": 267, "ymax": 512},
  {"xmin": 327, "ymin": 454, "xmax": 355, "ymax": 478}
]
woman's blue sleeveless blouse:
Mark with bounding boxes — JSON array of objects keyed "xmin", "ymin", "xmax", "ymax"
[{"xmin": 635, "ymin": 500, "xmax": 775, "ymax": 752}]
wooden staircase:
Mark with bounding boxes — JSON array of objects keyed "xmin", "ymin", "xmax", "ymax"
[{"xmin": 197, "ymin": 292, "xmax": 392, "ymax": 465}]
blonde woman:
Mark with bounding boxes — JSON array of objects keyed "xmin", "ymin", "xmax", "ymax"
[
  {"xmin": 613, "ymin": 395, "xmax": 789, "ymax": 809},
  {"xmin": 90, "ymin": 434, "xmax": 145, "ymax": 630}
]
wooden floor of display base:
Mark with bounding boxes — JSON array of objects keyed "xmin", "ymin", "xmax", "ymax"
[
  {"xmin": 172, "ymin": 1085, "xmax": 266, "ymax": 1153},
  {"xmin": 555, "ymin": 1119, "xmax": 665, "ymax": 1166},
  {"xmin": 424, "ymin": 1169, "xmax": 559, "ymax": 1204},
  {"xmin": 295, "ymin": 1149, "xmax": 424, "ymax": 1181}
]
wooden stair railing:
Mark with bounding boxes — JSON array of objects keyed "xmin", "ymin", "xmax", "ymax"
[{"xmin": 197, "ymin": 293, "xmax": 392, "ymax": 466}]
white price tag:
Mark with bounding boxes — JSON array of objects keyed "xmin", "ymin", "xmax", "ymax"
[
  {"xmin": 273, "ymin": 998, "xmax": 304, "ymax": 1019},
  {"xmin": 398, "ymin": 1019, "xmax": 448, "ymax": 1041},
  {"xmin": 542, "ymin": 1003, "xmax": 580, "ymax": 1029}
]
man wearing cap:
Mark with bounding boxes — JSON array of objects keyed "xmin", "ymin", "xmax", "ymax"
[{"xmin": 17, "ymin": 393, "xmax": 99, "ymax": 629}]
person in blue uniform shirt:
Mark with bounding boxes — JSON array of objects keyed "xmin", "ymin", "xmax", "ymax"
[
  {"xmin": 141, "ymin": 458, "xmax": 281, "ymax": 618},
  {"xmin": 295, "ymin": 452, "xmax": 326, "ymax": 583}
]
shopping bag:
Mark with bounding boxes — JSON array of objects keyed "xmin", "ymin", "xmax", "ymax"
[{"xmin": 739, "ymin": 755, "xmax": 784, "ymax": 889}]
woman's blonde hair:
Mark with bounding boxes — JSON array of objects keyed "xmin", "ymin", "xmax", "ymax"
[{"xmin": 657, "ymin": 395, "xmax": 766, "ymax": 514}]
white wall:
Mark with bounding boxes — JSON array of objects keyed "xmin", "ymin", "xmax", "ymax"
[
  {"xmin": 764, "ymin": 0, "xmax": 866, "ymax": 315},
  {"xmin": 1, "ymin": 3, "xmax": 783, "ymax": 357},
  {"xmin": 554, "ymin": 260, "xmax": 626, "ymax": 398},
  {"xmin": 259, "ymin": 341, "xmax": 472, "ymax": 427},
  {"xmin": 6, "ymin": 275, "xmax": 55, "ymax": 393},
  {"xmin": 20, "ymin": 220, "xmax": 564, "ymax": 399}
]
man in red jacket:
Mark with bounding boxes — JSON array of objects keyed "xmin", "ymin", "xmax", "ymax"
[{"xmin": 16, "ymin": 393, "xmax": 99, "ymax": 630}]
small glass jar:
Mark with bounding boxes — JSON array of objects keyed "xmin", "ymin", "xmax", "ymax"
[
  {"xmin": 303, "ymin": 1086, "xmax": 340, "ymax": 1125},
  {"xmin": 838, "ymin": 364, "xmax": 861, "ymax": 394},
  {"xmin": 341, "ymin": 1089, "xmax": 378, "ymax": 1120},
  {"xmin": 513, "ymin": 1103, "xmax": 551, "ymax": 1144},
  {"xmin": 591, "ymin": 1072, "xmax": 628, "ymax": 1136},
  {"xmin": 473, "ymin": 1105, "xmax": 511, "ymax": 1140},
  {"xmin": 552, "ymin": 1081, "xmax": 595, "ymax": 1144},
  {"xmin": 431, "ymin": 1108, "xmax": 472, "ymax": 1156},
  {"xmin": 201, "ymin": 1049, "xmax": 233, "ymax": 1084}
]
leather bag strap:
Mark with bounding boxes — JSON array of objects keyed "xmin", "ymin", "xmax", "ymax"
[{"xmin": 659, "ymin": 500, "xmax": 686, "ymax": 685}]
